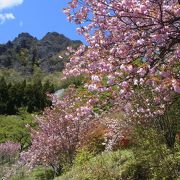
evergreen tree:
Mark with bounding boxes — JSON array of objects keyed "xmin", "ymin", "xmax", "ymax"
[
  {"xmin": 0, "ymin": 77, "xmax": 9, "ymax": 114},
  {"xmin": 0, "ymin": 77, "xmax": 54, "ymax": 114}
]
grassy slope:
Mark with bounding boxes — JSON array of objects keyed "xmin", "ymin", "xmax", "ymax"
[{"xmin": 55, "ymin": 149, "xmax": 133, "ymax": 180}]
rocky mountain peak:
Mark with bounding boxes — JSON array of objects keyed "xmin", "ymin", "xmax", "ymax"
[
  {"xmin": 0, "ymin": 32, "xmax": 82, "ymax": 75},
  {"xmin": 12, "ymin": 32, "xmax": 38, "ymax": 49},
  {"xmin": 42, "ymin": 32, "xmax": 64, "ymax": 39}
]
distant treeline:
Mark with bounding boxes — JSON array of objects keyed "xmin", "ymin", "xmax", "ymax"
[{"xmin": 0, "ymin": 77, "xmax": 55, "ymax": 115}]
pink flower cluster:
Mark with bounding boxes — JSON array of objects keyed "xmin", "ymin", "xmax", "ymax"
[
  {"xmin": 63, "ymin": 0, "xmax": 180, "ymax": 120},
  {"xmin": 0, "ymin": 141, "xmax": 20, "ymax": 163}
]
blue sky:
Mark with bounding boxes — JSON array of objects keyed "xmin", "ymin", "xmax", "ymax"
[{"xmin": 0, "ymin": 0, "xmax": 85, "ymax": 44}]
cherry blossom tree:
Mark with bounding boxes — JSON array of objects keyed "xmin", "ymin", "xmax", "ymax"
[
  {"xmin": 19, "ymin": 1, "xmax": 180, "ymax": 174},
  {"xmin": 63, "ymin": 0, "xmax": 180, "ymax": 147},
  {"xmin": 21, "ymin": 87, "xmax": 97, "ymax": 175}
]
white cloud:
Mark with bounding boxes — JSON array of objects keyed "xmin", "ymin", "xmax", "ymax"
[
  {"xmin": 0, "ymin": 0, "xmax": 23, "ymax": 10},
  {"xmin": 0, "ymin": 0, "xmax": 24, "ymax": 24},
  {"xmin": 0, "ymin": 13, "xmax": 15, "ymax": 24}
]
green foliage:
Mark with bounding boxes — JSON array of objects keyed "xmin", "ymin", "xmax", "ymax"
[
  {"xmin": 73, "ymin": 149, "xmax": 94, "ymax": 167},
  {"xmin": 55, "ymin": 150, "xmax": 133, "ymax": 180},
  {"xmin": 0, "ymin": 69, "xmax": 24, "ymax": 84},
  {"xmin": 132, "ymin": 58, "xmax": 143, "ymax": 66},
  {"xmin": 0, "ymin": 69, "xmax": 62, "ymax": 89},
  {"xmin": 55, "ymin": 128, "xmax": 180, "ymax": 180},
  {"xmin": 9, "ymin": 166, "xmax": 54, "ymax": 180},
  {"xmin": 121, "ymin": 161, "xmax": 150, "ymax": 180},
  {"xmin": 0, "ymin": 76, "xmax": 55, "ymax": 114},
  {"xmin": 59, "ymin": 76, "xmax": 85, "ymax": 89},
  {"xmin": 32, "ymin": 65, "xmax": 44, "ymax": 82},
  {"xmin": 16, "ymin": 48, "xmax": 29, "ymax": 66},
  {"xmin": 0, "ymin": 77, "xmax": 9, "ymax": 114},
  {"xmin": 24, "ymin": 79, "xmax": 54, "ymax": 113},
  {"xmin": 93, "ymin": 92, "xmax": 113, "ymax": 114},
  {"xmin": 54, "ymin": 127, "xmax": 179, "ymax": 180},
  {"xmin": 42, "ymin": 72, "xmax": 62, "ymax": 90},
  {"xmin": 0, "ymin": 111, "xmax": 34, "ymax": 149},
  {"xmin": 121, "ymin": 127, "xmax": 180, "ymax": 180}
]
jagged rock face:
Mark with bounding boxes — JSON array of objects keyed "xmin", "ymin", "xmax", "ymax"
[
  {"xmin": 0, "ymin": 32, "xmax": 81, "ymax": 75},
  {"xmin": 13, "ymin": 33, "xmax": 38, "ymax": 49}
]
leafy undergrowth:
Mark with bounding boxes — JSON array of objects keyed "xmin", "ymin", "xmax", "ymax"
[
  {"xmin": 7, "ymin": 144, "xmax": 180, "ymax": 180},
  {"xmin": 54, "ymin": 129, "xmax": 180, "ymax": 180},
  {"xmin": 0, "ymin": 112, "xmax": 34, "ymax": 149},
  {"xmin": 55, "ymin": 149, "xmax": 133, "ymax": 180},
  {"xmin": 9, "ymin": 166, "xmax": 54, "ymax": 180}
]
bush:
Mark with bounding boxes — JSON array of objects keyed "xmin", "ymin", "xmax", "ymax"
[
  {"xmin": 122, "ymin": 149, "xmax": 180, "ymax": 180},
  {"xmin": 121, "ymin": 127, "xmax": 180, "ymax": 180},
  {"xmin": 81, "ymin": 124, "xmax": 106, "ymax": 154},
  {"xmin": 0, "ymin": 112, "xmax": 34, "ymax": 149},
  {"xmin": 121, "ymin": 161, "xmax": 150, "ymax": 180},
  {"xmin": 56, "ymin": 128, "xmax": 179, "ymax": 180},
  {"xmin": 9, "ymin": 166, "xmax": 54, "ymax": 180},
  {"xmin": 73, "ymin": 148, "xmax": 94, "ymax": 167},
  {"xmin": 55, "ymin": 150, "xmax": 133, "ymax": 180}
]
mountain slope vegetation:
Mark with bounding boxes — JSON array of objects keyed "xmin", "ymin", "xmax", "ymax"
[{"xmin": 0, "ymin": 32, "xmax": 81, "ymax": 75}]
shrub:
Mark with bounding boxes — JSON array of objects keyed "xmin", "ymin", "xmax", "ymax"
[
  {"xmin": 121, "ymin": 127, "xmax": 180, "ymax": 180},
  {"xmin": 55, "ymin": 150, "xmax": 133, "ymax": 180},
  {"xmin": 81, "ymin": 123, "xmax": 106, "ymax": 154},
  {"xmin": 73, "ymin": 148, "xmax": 94, "ymax": 167},
  {"xmin": 9, "ymin": 166, "xmax": 54, "ymax": 180},
  {"xmin": 0, "ymin": 112, "xmax": 34, "ymax": 150}
]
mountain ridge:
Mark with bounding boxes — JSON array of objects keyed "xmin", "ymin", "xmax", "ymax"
[{"xmin": 0, "ymin": 32, "xmax": 81, "ymax": 75}]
